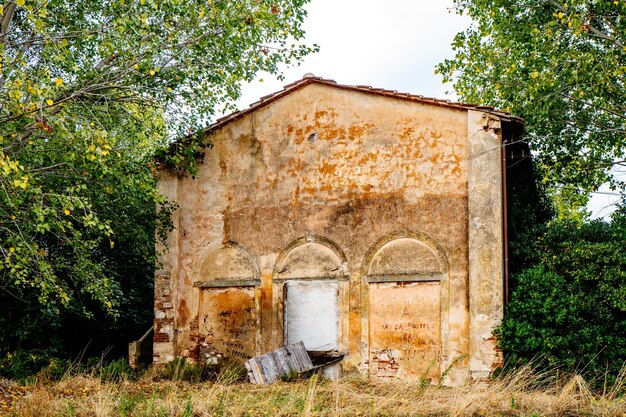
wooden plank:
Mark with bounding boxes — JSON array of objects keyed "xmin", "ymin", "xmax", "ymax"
[
  {"xmin": 287, "ymin": 342, "xmax": 314, "ymax": 372},
  {"xmin": 244, "ymin": 359, "xmax": 255, "ymax": 383},
  {"xmin": 247, "ymin": 357, "xmax": 263, "ymax": 384},
  {"xmin": 271, "ymin": 348, "xmax": 290, "ymax": 376},
  {"xmin": 244, "ymin": 342, "xmax": 313, "ymax": 384},
  {"xmin": 257, "ymin": 354, "xmax": 276, "ymax": 384}
]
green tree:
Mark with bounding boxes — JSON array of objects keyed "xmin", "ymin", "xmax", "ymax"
[
  {"xmin": 0, "ymin": 0, "xmax": 314, "ymax": 363},
  {"xmin": 438, "ymin": 0, "xmax": 626, "ymax": 205},
  {"xmin": 498, "ymin": 210, "xmax": 626, "ymax": 379}
]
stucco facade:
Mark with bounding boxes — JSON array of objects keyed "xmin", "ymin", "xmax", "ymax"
[{"xmin": 154, "ymin": 76, "xmax": 520, "ymax": 384}]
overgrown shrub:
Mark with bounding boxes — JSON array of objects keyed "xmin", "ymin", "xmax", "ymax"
[
  {"xmin": 0, "ymin": 351, "xmax": 141, "ymax": 383},
  {"xmin": 0, "ymin": 349, "xmax": 61, "ymax": 381},
  {"xmin": 499, "ymin": 210, "xmax": 626, "ymax": 380}
]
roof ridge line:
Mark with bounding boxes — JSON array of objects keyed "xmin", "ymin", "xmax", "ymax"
[{"xmin": 205, "ymin": 76, "xmax": 522, "ymax": 133}]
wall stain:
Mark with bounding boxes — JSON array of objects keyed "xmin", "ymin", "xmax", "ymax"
[{"xmin": 156, "ymin": 83, "xmax": 507, "ymax": 384}]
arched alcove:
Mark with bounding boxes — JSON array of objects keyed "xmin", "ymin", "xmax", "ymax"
[
  {"xmin": 273, "ymin": 236, "xmax": 349, "ymax": 354},
  {"xmin": 362, "ymin": 232, "xmax": 449, "ymax": 382},
  {"xmin": 195, "ymin": 241, "xmax": 260, "ymax": 287},
  {"xmin": 367, "ymin": 237, "xmax": 445, "ymax": 278},
  {"xmin": 193, "ymin": 242, "xmax": 260, "ymax": 363},
  {"xmin": 274, "ymin": 239, "xmax": 347, "ymax": 280}
]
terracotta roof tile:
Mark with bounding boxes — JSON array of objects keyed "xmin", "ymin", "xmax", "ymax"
[{"xmin": 204, "ymin": 76, "xmax": 523, "ymax": 133}]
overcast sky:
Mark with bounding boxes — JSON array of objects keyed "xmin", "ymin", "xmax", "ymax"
[
  {"xmin": 230, "ymin": 0, "xmax": 618, "ymax": 218},
  {"xmin": 234, "ymin": 0, "xmax": 468, "ymax": 111}
]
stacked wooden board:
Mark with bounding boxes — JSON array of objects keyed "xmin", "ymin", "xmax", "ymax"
[{"xmin": 244, "ymin": 342, "xmax": 314, "ymax": 384}]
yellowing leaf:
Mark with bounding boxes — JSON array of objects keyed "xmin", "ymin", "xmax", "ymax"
[
  {"xmin": 530, "ymin": 71, "xmax": 539, "ymax": 79},
  {"xmin": 16, "ymin": 0, "xmax": 25, "ymax": 7},
  {"xmin": 13, "ymin": 176, "xmax": 29, "ymax": 189}
]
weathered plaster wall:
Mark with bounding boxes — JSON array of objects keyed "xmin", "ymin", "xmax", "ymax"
[
  {"xmin": 154, "ymin": 82, "xmax": 504, "ymax": 384},
  {"xmin": 467, "ymin": 111, "xmax": 504, "ymax": 378}
]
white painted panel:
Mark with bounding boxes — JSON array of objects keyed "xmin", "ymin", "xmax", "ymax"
[{"xmin": 284, "ymin": 281, "xmax": 339, "ymax": 351}]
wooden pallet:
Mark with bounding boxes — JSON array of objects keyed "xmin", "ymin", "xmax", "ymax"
[{"xmin": 244, "ymin": 342, "xmax": 314, "ymax": 384}]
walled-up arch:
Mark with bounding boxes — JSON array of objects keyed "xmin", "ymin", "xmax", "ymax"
[
  {"xmin": 273, "ymin": 236, "xmax": 349, "ymax": 355},
  {"xmin": 362, "ymin": 231, "xmax": 450, "ymax": 382},
  {"xmin": 196, "ymin": 241, "xmax": 260, "ymax": 286},
  {"xmin": 273, "ymin": 235, "xmax": 348, "ymax": 280},
  {"xmin": 364, "ymin": 232, "xmax": 448, "ymax": 279},
  {"xmin": 193, "ymin": 241, "xmax": 261, "ymax": 362}
]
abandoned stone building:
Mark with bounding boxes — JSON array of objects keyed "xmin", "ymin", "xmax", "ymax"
[{"xmin": 153, "ymin": 75, "xmax": 529, "ymax": 384}]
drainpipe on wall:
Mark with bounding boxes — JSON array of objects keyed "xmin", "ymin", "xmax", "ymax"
[{"xmin": 501, "ymin": 140, "xmax": 509, "ymax": 306}]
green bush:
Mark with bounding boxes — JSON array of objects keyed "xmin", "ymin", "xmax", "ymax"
[
  {"xmin": 0, "ymin": 350, "xmax": 142, "ymax": 382},
  {"xmin": 0, "ymin": 350, "xmax": 73, "ymax": 381},
  {"xmin": 0, "ymin": 349, "xmax": 61, "ymax": 381},
  {"xmin": 499, "ymin": 211, "xmax": 626, "ymax": 380}
]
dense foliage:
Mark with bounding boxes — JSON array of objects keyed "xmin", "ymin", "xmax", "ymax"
[
  {"xmin": 0, "ymin": 0, "xmax": 314, "ymax": 371},
  {"xmin": 499, "ymin": 209, "xmax": 626, "ymax": 378},
  {"xmin": 505, "ymin": 147, "xmax": 554, "ymax": 276},
  {"xmin": 438, "ymin": 0, "xmax": 626, "ymax": 204},
  {"xmin": 438, "ymin": 0, "xmax": 626, "ymax": 378}
]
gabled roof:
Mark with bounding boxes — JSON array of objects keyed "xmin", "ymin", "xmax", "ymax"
[{"xmin": 206, "ymin": 74, "xmax": 523, "ymax": 133}]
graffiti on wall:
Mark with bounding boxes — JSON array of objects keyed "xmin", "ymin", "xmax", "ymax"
[
  {"xmin": 198, "ymin": 288, "xmax": 256, "ymax": 361},
  {"xmin": 369, "ymin": 281, "xmax": 441, "ymax": 381}
]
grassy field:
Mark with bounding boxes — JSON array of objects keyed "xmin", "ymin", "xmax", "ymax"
[{"xmin": 2, "ymin": 364, "xmax": 626, "ymax": 416}]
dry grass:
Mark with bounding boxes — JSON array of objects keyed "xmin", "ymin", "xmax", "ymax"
[{"xmin": 4, "ymin": 364, "xmax": 626, "ymax": 416}]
